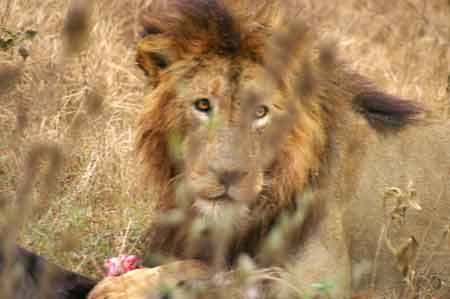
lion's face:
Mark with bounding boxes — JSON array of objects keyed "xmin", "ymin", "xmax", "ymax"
[
  {"xmin": 166, "ymin": 57, "xmax": 291, "ymax": 219},
  {"xmin": 135, "ymin": 0, "xmax": 353, "ymax": 222}
]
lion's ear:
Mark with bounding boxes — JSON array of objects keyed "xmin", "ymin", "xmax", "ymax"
[
  {"xmin": 136, "ymin": 35, "xmax": 178, "ymax": 86},
  {"xmin": 352, "ymin": 91, "xmax": 424, "ymax": 132}
]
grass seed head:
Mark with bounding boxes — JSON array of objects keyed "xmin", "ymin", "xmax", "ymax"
[
  {"xmin": 63, "ymin": 0, "xmax": 93, "ymax": 55},
  {"xmin": 0, "ymin": 64, "xmax": 21, "ymax": 94}
]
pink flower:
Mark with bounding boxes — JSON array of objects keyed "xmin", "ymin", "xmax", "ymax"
[
  {"xmin": 104, "ymin": 255, "xmax": 140, "ymax": 276},
  {"xmin": 104, "ymin": 257, "xmax": 120, "ymax": 276},
  {"xmin": 122, "ymin": 255, "xmax": 139, "ymax": 272}
]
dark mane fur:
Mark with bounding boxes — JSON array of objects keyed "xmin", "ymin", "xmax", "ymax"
[
  {"xmin": 140, "ymin": 0, "xmax": 271, "ymax": 60},
  {"xmin": 353, "ymin": 91, "xmax": 424, "ymax": 131}
]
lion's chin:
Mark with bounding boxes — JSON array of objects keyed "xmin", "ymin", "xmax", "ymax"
[{"xmin": 192, "ymin": 198, "xmax": 250, "ymax": 226}]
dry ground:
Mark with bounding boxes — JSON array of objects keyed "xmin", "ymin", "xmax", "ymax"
[{"xmin": 0, "ymin": 0, "xmax": 449, "ymax": 280}]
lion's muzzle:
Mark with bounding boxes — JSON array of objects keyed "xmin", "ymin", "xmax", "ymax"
[{"xmin": 184, "ymin": 125, "xmax": 262, "ymax": 206}]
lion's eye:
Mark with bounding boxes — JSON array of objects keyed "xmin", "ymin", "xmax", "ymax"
[
  {"xmin": 194, "ymin": 98, "xmax": 211, "ymax": 113},
  {"xmin": 255, "ymin": 105, "xmax": 269, "ymax": 119}
]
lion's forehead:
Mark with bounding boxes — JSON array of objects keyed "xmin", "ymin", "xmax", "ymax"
[
  {"xmin": 177, "ymin": 57, "xmax": 281, "ymax": 107},
  {"xmin": 186, "ymin": 61, "xmax": 232, "ymax": 96}
]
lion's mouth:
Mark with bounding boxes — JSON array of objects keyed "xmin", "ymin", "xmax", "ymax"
[
  {"xmin": 201, "ymin": 188, "xmax": 235, "ymax": 202},
  {"xmin": 192, "ymin": 197, "xmax": 250, "ymax": 222},
  {"xmin": 208, "ymin": 193, "xmax": 233, "ymax": 201}
]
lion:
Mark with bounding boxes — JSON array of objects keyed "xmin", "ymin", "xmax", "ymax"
[{"xmin": 89, "ymin": 1, "xmax": 450, "ymax": 298}]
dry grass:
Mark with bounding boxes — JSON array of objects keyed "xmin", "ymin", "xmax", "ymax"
[
  {"xmin": 1, "ymin": 0, "xmax": 155, "ymax": 277},
  {"xmin": 0, "ymin": 0, "xmax": 448, "ymax": 285}
]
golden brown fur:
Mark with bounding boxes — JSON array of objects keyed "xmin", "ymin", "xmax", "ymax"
[{"xmin": 91, "ymin": 1, "xmax": 450, "ymax": 298}]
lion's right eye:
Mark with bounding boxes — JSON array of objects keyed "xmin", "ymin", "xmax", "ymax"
[
  {"xmin": 194, "ymin": 98, "xmax": 211, "ymax": 113},
  {"xmin": 255, "ymin": 105, "xmax": 269, "ymax": 119}
]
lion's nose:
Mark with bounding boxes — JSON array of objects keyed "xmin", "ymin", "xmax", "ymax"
[{"xmin": 211, "ymin": 168, "xmax": 248, "ymax": 189}]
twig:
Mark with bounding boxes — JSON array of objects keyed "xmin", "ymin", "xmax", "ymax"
[
  {"xmin": 119, "ymin": 219, "xmax": 133, "ymax": 255},
  {"xmin": 370, "ymin": 223, "xmax": 387, "ymax": 291}
]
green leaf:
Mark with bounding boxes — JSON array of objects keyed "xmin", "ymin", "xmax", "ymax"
[
  {"xmin": 0, "ymin": 38, "xmax": 14, "ymax": 50},
  {"xmin": 167, "ymin": 132, "xmax": 184, "ymax": 160},
  {"xmin": 310, "ymin": 282, "xmax": 333, "ymax": 292},
  {"xmin": 24, "ymin": 30, "xmax": 38, "ymax": 40},
  {"xmin": 0, "ymin": 39, "xmax": 7, "ymax": 50}
]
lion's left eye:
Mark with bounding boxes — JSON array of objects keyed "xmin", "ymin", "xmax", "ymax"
[
  {"xmin": 255, "ymin": 105, "xmax": 269, "ymax": 119},
  {"xmin": 194, "ymin": 98, "xmax": 211, "ymax": 113}
]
